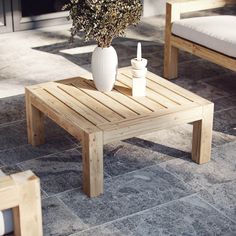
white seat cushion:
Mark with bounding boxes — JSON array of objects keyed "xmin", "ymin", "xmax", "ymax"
[{"xmin": 172, "ymin": 15, "xmax": 236, "ymax": 58}]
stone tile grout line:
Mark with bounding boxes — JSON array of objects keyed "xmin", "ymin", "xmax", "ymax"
[
  {"xmin": 68, "ymin": 193, "xmax": 200, "ymax": 236},
  {"xmin": 196, "ymin": 195, "xmax": 236, "ymax": 225},
  {"xmin": 56, "ymin": 196, "xmax": 86, "ymax": 223},
  {"xmin": 11, "ymin": 147, "xmax": 80, "ymax": 168},
  {"xmin": 0, "ymin": 119, "xmax": 26, "ymax": 128}
]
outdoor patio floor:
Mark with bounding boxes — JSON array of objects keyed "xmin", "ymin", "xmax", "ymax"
[{"xmin": 0, "ymin": 6, "xmax": 236, "ymax": 236}]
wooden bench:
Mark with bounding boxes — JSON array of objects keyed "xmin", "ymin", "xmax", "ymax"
[
  {"xmin": 0, "ymin": 171, "xmax": 42, "ymax": 236},
  {"xmin": 25, "ymin": 67, "xmax": 214, "ymax": 198},
  {"xmin": 164, "ymin": 0, "xmax": 236, "ymax": 79}
]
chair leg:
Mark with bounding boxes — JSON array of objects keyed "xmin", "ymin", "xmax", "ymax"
[{"xmin": 164, "ymin": 42, "xmax": 178, "ymax": 79}]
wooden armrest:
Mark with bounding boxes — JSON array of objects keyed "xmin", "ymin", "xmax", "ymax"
[
  {"xmin": 0, "ymin": 171, "xmax": 43, "ymax": 236},
  {"xmin": 165, "ymin": 0, "xmax": 236, "ymax": 41},
  {"xmin": 167, "ymin": 0, "xmax": 235, "ymax": 15}
]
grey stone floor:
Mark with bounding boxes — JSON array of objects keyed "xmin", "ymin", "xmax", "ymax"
[{"xmin": 0, "ymin": 6, "xmax": 236, "ymax": 236}]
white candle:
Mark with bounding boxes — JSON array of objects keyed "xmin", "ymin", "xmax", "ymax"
[{"xmin": 137, "ymin": 42, "xmax": 142, "ymax": 61}]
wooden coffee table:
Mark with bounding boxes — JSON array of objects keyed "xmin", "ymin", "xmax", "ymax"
[{"xmin": 25, "ymin": 67, "xmax": 214, "ymax": 197}]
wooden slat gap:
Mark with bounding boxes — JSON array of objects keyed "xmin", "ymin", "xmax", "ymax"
[
  {"xmin": 113, "ymin": 87, "xmax": 154, "ymax": 112},
  {"xmin": 81, "ymin": 80, "xmax": 142, "ymax": 116},
  {"xmin": 146, "ymin": 76, "xmax": 194, "ymax": 102},
  {"xmin": 57, "ymin": 85, "xmax": 111, "ymax": 123},
  {"xmin": 43, "ymin": 88, "xmax": 99, "ymax": 127},
  {"xmin": 57, "ymin": 83, "xmax": 123, "ymax": 122},
  {"xmin": 99, "ymin": 102, "xmax": 201, "ymax": 130},
  {"xmin": 71, "ymin": 83, "xmax": 127, "ymax": 119},
  {"xmin": 117, "ymin": 76, "xmax": 168, "ymax": 109},
  {"xmin": 122, "ymin": 73, "xmax": 182, "ymax": 106}
]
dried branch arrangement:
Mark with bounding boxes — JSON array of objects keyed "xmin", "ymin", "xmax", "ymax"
[{"xmin": 63, "ymin": 0, "xmax": 143, "ymax": 48}]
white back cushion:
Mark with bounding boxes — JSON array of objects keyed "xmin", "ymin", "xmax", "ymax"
[
  {"xmin": 0, "ymin": 170, "xmax": 13, "ymax": 235},
  {"xmin": 172, "ymin": 15, "xmax": 236, "ymax": 58}
]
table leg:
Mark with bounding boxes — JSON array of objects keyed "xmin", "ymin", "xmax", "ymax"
[
  {"xmin": 82, "ymin": 131, "xmax": 103, "ymax": 197},
  {"xmin": 192, "ymin": 104, "xmax": 214, "ymax": 164},
  {"xmin": 25, "ymin": 90, "xmax": 45, "ymax": 146}
]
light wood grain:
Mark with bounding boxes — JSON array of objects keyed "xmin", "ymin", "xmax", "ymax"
[
  {"xmin": 72, "ymin": 79, "xmax": 138, "ymax": 118},
  {"xmin": 118, "ymin": 72, "xmax": 179, "ymax": 108},
  {"xmin": 82, "ymin": 131, "xmax": 103, "ymax": 197},
  {"xmin": 45, "ymin": 82, "xmax": 108, "ymax": 125},
  {"xmin": 100, "ymin": 105, "xmax": 202, "ymax": 144},
  {"xmin": 192, "ymin": 103, "xmax": 214, "ymax": 164},
  {"xmin": 0, "ymin": 171, "xmax": 42, "ymax": 236},
  {"xmin": 25, "ymin": 89, "xmax": 45, "ymax": 146},
  {"xmin": 163, "ymin": 1, "xmax": 180, "ymax": 79},
  {"xmin": 25, "ymin": 67, "xmax": 214, "ymax": 197},
  {"xmin": 57, "ymin": 83, "xmax": 123, "ymax": 122},
  {"xmin": 168, "ymin": 0, "xmax": 236, "ymax": 13},
  {"xmin": 171, "ymin": 35, "xmax": 236, "ymax": 72},
  {"xmin": 164, "ymin": 0, "xmax": 236, "ymax": 79}
]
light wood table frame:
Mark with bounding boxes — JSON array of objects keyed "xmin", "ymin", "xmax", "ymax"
[
  {"xmin": 25, "ymin": 68, "xmax": 214, "ymax": 197},
  {"xmin": 164, "ymin": 0, "xmax": 236, "ymax": 79},
  {"xmin": 0, "ymin": 171, "xmax": 42, "ymax": 236}
]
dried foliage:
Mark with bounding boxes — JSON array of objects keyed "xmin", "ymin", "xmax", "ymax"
[{"xmin": 63, "ymin": 0, "xmax": 143, "ymax": 48}]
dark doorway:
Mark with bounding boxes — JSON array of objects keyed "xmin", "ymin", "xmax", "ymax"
[
  {"xmin": 0, "ymin": 0, "xmax": 69, "ymax": 33},
  {"xmin": 21, "ymin": 0, "xmax": 68, "ymax": 17}
]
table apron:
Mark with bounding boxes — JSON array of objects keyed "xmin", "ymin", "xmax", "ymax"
[
  {"xmin": 30, "ymin": 95, "xmax": 84, "ymax": 141},
  {"xmin": 103, "ymin": 106, "xmax": 203, "ymax": 144}
]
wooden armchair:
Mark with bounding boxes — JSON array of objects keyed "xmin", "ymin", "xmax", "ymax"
[
  {"xmin": 164, "ymin": 0, "xmax": 236, "ymax": 79},
  {"xmin": 0, "ymin": 171, "xmax": 42, "ymax": 236}
]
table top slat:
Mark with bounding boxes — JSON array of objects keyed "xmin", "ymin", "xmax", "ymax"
[
  {"xmin": 44, "ymin": 83, "xmax": 109, "ymax": 125},
  {"xmin": 99, "ymin": 103, "xmax": 201, "ymax": 131},
  {"xmin": 85, "ymin": 80, "xmax": 153, "ymax": 115},
  {"xmin": 71, "ymin": 79, "xmax": 139, "ymax": 118},
  {"xmin": 146, "ymin": 78, "xmax": 193, "ymax": 105},
  {"xmin": 31, "ymin": 88, "xmax": 101, "ymax": 133},
  {"xmin": 114, "ymin": 80, "xmax": 165, "ymax": 111},
  {"xmin": 57, "ymin": 83, "xmax": 123, "ymax": 122},
  {"xmin": 146, "ymin": 70, "xmax": 209, "ymax": 105},
  {"xmin": 118, "ymin": 73, "xmax": 180, "ymax": 108},
  {"xmin": 119, "ymin": 70, "xmax": 193, "ymax": 105}
]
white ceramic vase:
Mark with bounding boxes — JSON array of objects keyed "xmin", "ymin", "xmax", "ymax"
[{"xmin": 91, "ymin": 46, "xmax": 118, "ymax": 92}]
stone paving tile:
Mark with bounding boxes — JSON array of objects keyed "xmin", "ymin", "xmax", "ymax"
[
  {"xmin": 212, "ymin": 131, "xmax": 236, "ymax": 148},
  {"xmin": 159, "ymin": 141, "xmax": 236, "ymax": 191},
  {"xmin": 18, "ymin": 148, "xmax": 85, "ymax": 196},
  {"xmin": 176, "ymin": 59, "xmax": 230, "ymax": 82},
  {"xmin": 213, "ymin": 96, "xmax": 236, "ymax": 112},
  {"xmin": 73, "ymin": 195, "xmax": 236, "ymax": 236},
  {"xmin": 44, "ymin": 117, "xmax": 71, "ymax": 138},
  {"xmin": 42, "ymin": 197, "xmax": 88, "ymax": 236},
  {"xmin": 0, "ymin": 119, "xmax": 72, "ymax": 151},
  {"xmin": 205, "ymin": 73, "xmax": 236, "ymax": 95},
  {"xmin": 214, "ymin": 108, "xmax": 236, "ymax": 136},
  {"xmin": 197, "ymin": 180, "xmax": 236, "ymax": 223},
  {"xmin": 0, "ymin": 135, "xmax": 77, "ymax": 166},
  {"xmin": 41, "ymin": 190, "xmax": 49, "ymax": 199},
  {"xmin": 137, "ymin": 124, "xmax": 236, "ymax": 152},
  {"xmin": 174, "ymin": 79, "xmax": 230, "ymax": 101},
  {"xmin": 103, "ymin": 140, "xmax": 176, "ymax": 177},
  {"xmin": 0, "ymin": 121, "xmax": 28, "ymax": 150},
  {"xmin": 59, "ymin": 165, "xmax": 194, "ymax": 227},
  {"xmin": 0, "ymin": 94, "xmax": 25, "ymax": 124},
  {"xmin": 0, "ymin": 159, "xmax": 3, "ymax": 168}
]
